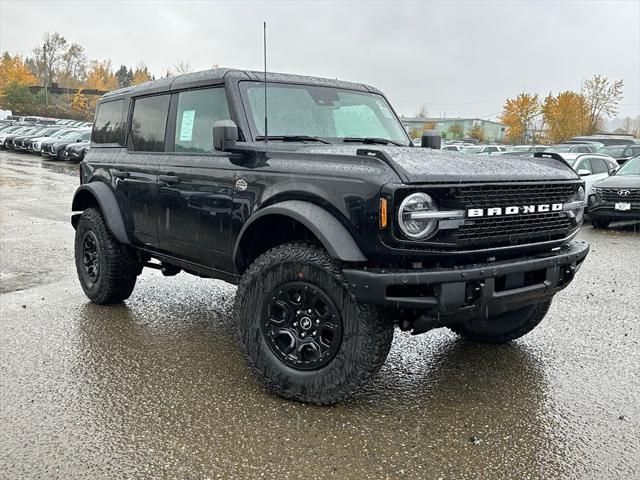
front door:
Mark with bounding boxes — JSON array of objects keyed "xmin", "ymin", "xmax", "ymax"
[{"xmin": 156, "ymin": 86, "xmax": 236, "ymax": 272}]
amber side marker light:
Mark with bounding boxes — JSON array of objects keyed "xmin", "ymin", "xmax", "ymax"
[{"xmin": 379, "ymin": 197, "xmax": 388, "ymax": 229}]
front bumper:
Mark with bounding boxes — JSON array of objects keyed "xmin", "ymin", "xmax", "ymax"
[
  {"xmin": 344, "ymin": 240, "xmax": 589, "ymax": 318},
  {"xmin": 587, "ymin": 200, "xmax": 640, "ymax": 221}
]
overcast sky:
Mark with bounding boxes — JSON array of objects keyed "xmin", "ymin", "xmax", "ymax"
[{"xmin": 1, "ymin": 0, "xmax": 639, "ymax": 120}]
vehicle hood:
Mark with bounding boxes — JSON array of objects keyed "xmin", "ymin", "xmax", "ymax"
[
  {"xmin": 593, "ymin": 175, "xmax": 640, "ymax": 189},
  {"xmin": 290, "ymin": 145, "xmax": 578, "ymax": 183}
]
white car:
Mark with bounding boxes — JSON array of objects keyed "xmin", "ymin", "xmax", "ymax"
[
  {"xmin": 557, "ymin": 153, "xmax": 618, "ymax": 196},
  {"xmin": 441, "ymin": 144, "xmax": 464, "ymax": 152},
  {"xmin": 460, "ymin": 145, "xmax": 507, "ymax": 155}
]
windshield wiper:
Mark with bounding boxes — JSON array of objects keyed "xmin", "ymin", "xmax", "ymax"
[
  {"xmin": 255, "ymin": 135, "xmax": 331, "ymax": 144},
  {"xmin": 342, "ymin": 137, "xmax": 404, "ymax": 147}
]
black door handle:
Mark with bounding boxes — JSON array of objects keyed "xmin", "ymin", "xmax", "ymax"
[
  {"xmin": 112, "ymin": 170, "xmax": 130, "ymax": 179},
  {"xmin": 159, "ymin": 174, "xmax": 180, "ymax": 184}
]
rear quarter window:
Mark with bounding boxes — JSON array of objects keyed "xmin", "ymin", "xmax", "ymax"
[{"xmin": 92, "ymin": 99, "xmax": 126, "ymax": 146}]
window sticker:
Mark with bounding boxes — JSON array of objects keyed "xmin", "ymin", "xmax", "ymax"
[{"xmin": 179, "ymin": 110, "xmax": 196, "ymax": 141}]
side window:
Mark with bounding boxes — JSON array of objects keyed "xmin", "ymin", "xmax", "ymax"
[
  {"xmin": 576, "ymin": 159, "xmax": 591, "ymax": 172},
  {"xmin": 92, "ymin": 99, "xmax": 125, "ymax": 145},
  {"xmin": 590, "ymin": 158, "xmax": 608, "ymax": 174},
  {"xmin": 129, "ymin": 94, "xmax": 171, "ymax": 152},
  {"xmin": 174, "ymin": 88, "xmax": 231, "ymax": 153}
]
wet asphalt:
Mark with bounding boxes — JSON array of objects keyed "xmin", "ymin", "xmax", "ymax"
[{"xmin": 0, "ymin": 151, "xmax": 638, "ymax": 480}]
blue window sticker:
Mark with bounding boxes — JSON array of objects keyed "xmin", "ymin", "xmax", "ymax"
[{"xmin": 179, "ymin": 110, "xmax": 196, "ymax": 141}]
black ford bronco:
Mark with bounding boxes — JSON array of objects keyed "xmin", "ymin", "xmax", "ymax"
[{"xmin": 72, "ymin": 69, "xmax": 589, "ymax": 404}]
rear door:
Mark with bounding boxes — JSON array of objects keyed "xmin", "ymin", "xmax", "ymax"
[
  {"xmin": 118, "ymin": 94, "xmax": 171, "ymax": 248},
  {"xmin": 156, "ymin": 86, "xmax": 236, "ymax": 272}
]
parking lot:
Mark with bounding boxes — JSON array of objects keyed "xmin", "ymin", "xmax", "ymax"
[{"xmin": 0, "ymin": 150, "xmax": 638, "ymax": 479}]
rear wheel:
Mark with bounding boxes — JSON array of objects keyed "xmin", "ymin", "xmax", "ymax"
[
  {"xmin": 449, "ymin": 299, "xmax": 552, "ymax": 344},
  {"xmin": 234, "ymin": 242, "xmax": 394, "ymax": 405},
  {"xmin": 74, "ymin": 208, "xmax": 138, "ymax": 304},
  {"xmin": 591, "ymin": 217, "xmax": 611, "ymax": 229}
]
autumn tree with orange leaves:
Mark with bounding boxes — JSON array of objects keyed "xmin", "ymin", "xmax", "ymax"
[
  {"xmin": 542, "ymin": 91, "xmax": 591, "ymax": 143},
  {"xmin": 499, "ymin": 93, "xmax": 541, "ymax": 144},
  {"xmin": 0, "ymin": 53, "xmax": 37, "ymax": 95}
]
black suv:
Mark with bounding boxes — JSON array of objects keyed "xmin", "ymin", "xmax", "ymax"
[{"xmin": 71, "ymin": 69, "xmax": 589, "ymax": 404}]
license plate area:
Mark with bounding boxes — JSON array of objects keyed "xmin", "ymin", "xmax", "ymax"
[{"xmin": 615, "ymin": 202, "xmax": 631, "ymax": 211}]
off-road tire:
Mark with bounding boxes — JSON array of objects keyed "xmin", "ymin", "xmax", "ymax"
[
  {"xmin": 449, "ymin": 299, "xmax": 552, "ymax": 344},
  {"xmin": 74, "ymin": 207, "xmax": 138, "ymax": 304},
  {"xmin": 234, "ymin": 242, "xmax": 394, "ymax": 405},
  {"xmin": 591, "ymin": 217, "xmax": 611, "ymax": 229}
]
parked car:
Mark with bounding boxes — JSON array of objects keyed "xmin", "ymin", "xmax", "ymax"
[
  {"xmin": 0, "ymin": 126, "xmax": 42, "ymax": 149},
  {"xmin": 61, "ymin": 141, "xmax": 90, "ymax": 162},
  {"xmin": 70, "ymin": 68, "xmax": 589, "ymax": 404},
  {"xmin": 545, "ymin": 144, "xmax": 597, "ymax": 154},
  {"xmin": 571, "ymin": 135, "xmax": 639, "ymax": 146},
  {"xmin": 27, "ymin": 128, "xmax": 76, "ymax": 153},
  {"xmin": 441, "ymin": 144, "xmax": 464, "ymax": 152},
  {"xmin": 41, "ymin": 130, "xmax": 91, "ymax": 160},
  {"xmin": 460, "ymin": 145, "xmax": 506, "ymax": 154},
  {"xmin": 557, "ymin": 153, "xmax": 618, "ymax": 197},
  {"xmin": 12, "ymin": 127, "xmax": 64, "ymax": 152},
  {"xmin": 499, "ymin": 145, "xmax": 548, "ymax": 156},
  {"xmin": 588, "ymin": 155, "xmax": 640, "ymax": 228},
  {"xmin": 596, "ymin": 144, "xmax": 640, "ymax": 165}
]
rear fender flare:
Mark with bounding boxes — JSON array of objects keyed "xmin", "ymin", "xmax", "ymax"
[{"xmin": 71, "ymin": 182, "xmax": 130, "ymax": 245}]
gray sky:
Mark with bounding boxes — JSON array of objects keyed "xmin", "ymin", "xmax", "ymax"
[{"xmin": 1, "ymin": 0, "xmax": 639, "ymax": 120}]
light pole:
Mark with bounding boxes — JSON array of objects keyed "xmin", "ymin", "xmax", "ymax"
[{"xmin": 43, "ymin": 43, "xmax": 48, "ymax": 106}]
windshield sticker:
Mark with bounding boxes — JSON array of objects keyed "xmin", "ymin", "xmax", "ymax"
[{"xmin": 179, "ymin": 110, "xmax": 196, "ymax": 141}]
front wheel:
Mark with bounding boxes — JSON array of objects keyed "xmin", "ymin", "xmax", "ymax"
[
  {"xmin": 234, "ymin": 243, "xmax": 394, "ymax": 405},
  {"xmin": 74, "ymin": 208, "xmax": 138, "ymax": 304},
  {"xmin": 449, "ymin": 299, "xmax": 552, "ymax": 344}
]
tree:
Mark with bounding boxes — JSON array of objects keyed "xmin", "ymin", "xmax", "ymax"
[
  {"xmin": 1, "ymin": 82, "xmax": 36, "ymax": 113},
  {"xmin": 0, "ymin": 52, "xmax": 37, "ymax": 95},
  {"xmin": 115, "ymin": 65, "xmax": 133, "ymax": 88},
  {"xmin": 415, "ymin": 104, "xmax": 429, "ymax": 118},
  {"xmin": 59, "ymin": 43, "xmax": 87, "ymax": 87},
  {"xmin": 542, "ymin": 91, "xmax": 590, "ymax": 143},
  {"xmin": 499, "ymin": 93, "xmax": 541, "ymax": 144},
  {"xmin": 31, "ymin": 33, "xmax": 68, "ymax": 104},
  {"xmin": 132, "ymin": 64, "xmax": 151, "ymax": 85},
  {"xmin": 70, "ymin": 88, "xmax": 89, "ymax": 113},
  {"xmin": 85, "ymin": 60, "xmax": 118, "ymax": 91},
  {"xmin": 173, "ymin": 61, "xmax": 192, "ymax": 75},
  {"xmin": 582, "ymin": 75, "xmax": 623, "ymax": 134},
  {"xmin": 447, "ymin": 123, "xmax": 464, "ymax": 139},
  {"xmin": 467, "ymin": 123, "xmax": 486, "ymax": 142}
]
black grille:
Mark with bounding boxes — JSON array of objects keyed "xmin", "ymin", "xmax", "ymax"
[
  {"xmin": 454, "ymin": 183, "xmax": 577, "ymax": 208},
  {"xmin": 444, "ymin": 183, "xmax": 578, "ymax": 246},
  {"xmin": 601, "ymin": 188, "xmax": 640, "ymax": 202},
  {"xmin": 458, "ymin": 212, "xmax": 572, "ymax": 241}
]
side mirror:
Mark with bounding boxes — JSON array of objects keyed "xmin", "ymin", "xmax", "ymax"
[
  {"xmin": 577, "ymin": 169, "xmax": 592, "ymax": 176},
  {"xmin": 421, "ymin": 131, "xmax": 442, "ymax": 149},
  {"xmin": 213, "ymin": 120, "xmax": 239, "ymax": 151}
]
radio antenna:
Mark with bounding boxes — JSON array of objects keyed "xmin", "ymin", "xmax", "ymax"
[{"xmin": 263, "ymin": 21, "xmax": 268, "ymax": 145}]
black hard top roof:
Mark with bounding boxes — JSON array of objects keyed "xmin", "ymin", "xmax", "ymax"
[{"xmin": 101, "ymin": 68, "xmax": 381, "ymax": 101}]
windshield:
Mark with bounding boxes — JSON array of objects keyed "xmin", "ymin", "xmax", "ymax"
[
  {"xmin": 240, "ymin": 81, "xmax": 410, "ymax": 145},
  {"xmin": 461, "ymin": 146, "xmax": 482, "ymax": 154},
  {"xmin": 597, "ymin": 146, "xmax": 626, "ymax": 157},
  {"xmin": 615, "ymin": 157, "xmax": 640, "ymax": 176}
]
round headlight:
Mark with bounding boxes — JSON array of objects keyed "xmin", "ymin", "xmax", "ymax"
[{"xmin": 398, "ymin": 192, "xmax": 439, "ymax": 239}]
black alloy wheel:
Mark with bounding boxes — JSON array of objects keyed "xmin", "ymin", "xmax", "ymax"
[
  {"xmin": 82, "ymin": 230, "xmax": 101, "ymax": 283},
  {"xmin": 262, "ymin": 281, "xmax": 343, "ymax": 370}
]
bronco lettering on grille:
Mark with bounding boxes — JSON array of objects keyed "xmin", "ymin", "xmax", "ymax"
[{"xmin": 467, "ymin": 203, "xmax": 563, "ymax": 217}]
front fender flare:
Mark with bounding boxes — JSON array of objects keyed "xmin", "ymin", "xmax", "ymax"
[
  {"xmin": 233, "ymin": 200, "xmax": 367, "ymax": 268},
  {"xmin": 71, "ymin": 182, "xmax": 130, "ymax": 245}
]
